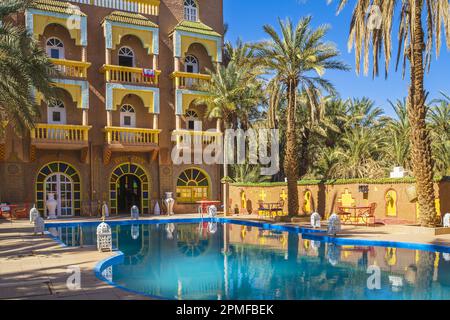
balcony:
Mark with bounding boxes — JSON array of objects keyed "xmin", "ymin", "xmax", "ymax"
[
  {"xmin": 172, "ymin": 130, "xmax": 222, "ymax": 147},
  {"xmin": 50, "ymin": 59, "xmax": 91, "ymax": 79},
  {"xmin": 102, "ymin": 65, "xmax": 160, "ymax": 86},
  {"xmin": 104, "ymin": 126, "xmax": 161, "ymax": 152},
  {"xmin": 171, "ymin": 72, "xmax": 211, "ymax": 91},
  {"xmin": 30, "ymin": 124, "xmax": 91, "ymax": 150}
]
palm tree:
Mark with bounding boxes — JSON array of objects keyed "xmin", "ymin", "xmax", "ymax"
[
  {"xmin": 332, "ymin": 127, "xmax": 386, "ymax": 179},
  {"xmin": 428, "ymin": 93, "xmax": 450, "ymax": 175},
  {"xmin": 384, "ymin": 99, "xmax": 411, "ymax": 170},
  {"xmin": 0, "ymin": 0, "xmax": 58, "ymax": 137},
  {"xmin": 332, "ymin": 0, "xmax": 450, "ymax": 227},
  {"xmin": 197, "ymin": 56, "xmax": 263, "ymax": 214},
  {"xmin": 229, "ymin": 164, "xmax": 272, "ymax": 184},
  {"xmin": 254, "ymin": 17, "xmax": 348, "ymax": 218}
]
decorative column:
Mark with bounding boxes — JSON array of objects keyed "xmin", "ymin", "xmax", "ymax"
[
  {"xmin": 82, "ymin": 109, "xmax": 88, "ymax": 126},
  {"xmin": 107, "ymin": 110, "xmax": 112, "ymax": 127},
  {"xmin": 153, "ymin": 114, "xmax": 159, "ymax": 130},
  {"xmin": 176, "ymin": 115, "xmax": 182, "ymax": 130},
  {"xmin": 216, "ymin": 118, "xmax": 222, "ymax": 133},
  {"xmin": 105, "ymin": 48, "xmax": 111, "ymax": 65},
  {"xmin": 174, "ymin": 57, "xmax": 181, "ymax": 72},
  {"xmin": 153, "ymin": 55, "xmax": 158, "ymax": 70},
  {"xmin": 81, "ymin": 47, "xmax": 87, "ymax": 62}
]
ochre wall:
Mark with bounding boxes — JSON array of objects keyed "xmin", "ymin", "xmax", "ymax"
[{"xmin": 229, "ymin": 181, "xmax": 450, "ymax": 225}]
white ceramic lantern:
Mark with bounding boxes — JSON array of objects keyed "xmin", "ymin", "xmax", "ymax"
[
  {"xmin": 154, "ymin": 201, "xmax": 161, "ymax": 215},
  {"xmin": 97, "ymin": 221, "xmax": 112, "ymax": 252},
  {"xmin": 443, "ymin": 213, "xmax": 450, "ymax": 228},
  {"xmin": 327, "ymin": 213, "xmax": 342, "ymax": 236},
  {"xmin": 310, "ymin": 212, "xmax": 321, "ymax": 228},
  {"xmin": 131, "ymin": 205, "xmax": 139, "ymax": 220},
  {"xmin": 102, "ymin": 202, "xmax": 109, "ymax": 219},
  {"xmin": 29, "ymin": 206, "xmax": 40, "ymax": 224},
  {"xmin": 34, "ymin": 216, "xmax": 45, "ymax": 235}
]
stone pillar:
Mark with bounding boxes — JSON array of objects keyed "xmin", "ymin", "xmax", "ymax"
[
  {"xmin": 81, "ymin": 47, "xmax": 87, "ymax": 62},
  {"xmin": 82, "ymin": 109, "xmax": 88, "ymax": 126},
  {"xmin": 216, "ymin": 118, "xmax": 222, "ymax": 133},
  {"xmin": 153, "ymin": 55, "xmax": 158, "ymax": 70},
  {"xmin": 174, "ymin": 57, "xmax": 181, "ymax": 72},
  {"xmin": 176, "ymin": 115, "xmax": 182, "ymax": 130},
  {"xmin": 107, "ymin": 110, "xmax": 112, "ymax": 127},
  {"xmin": 153, "ymin": 114, "xmax": 159, "ymax": 130},
  {"xmin": 105, "ymin": 49, "xmax": 111, "ymax": 65}
]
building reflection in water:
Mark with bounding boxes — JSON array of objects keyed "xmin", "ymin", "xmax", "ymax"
[{"xmin": 51, "ymin": 223, "xmax": 450, "ymax": 300}]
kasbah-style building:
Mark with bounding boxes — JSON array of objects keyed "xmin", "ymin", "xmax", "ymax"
[{"xmin": 0, "ymin": 0, "xmax": 224, "ymax": 217}]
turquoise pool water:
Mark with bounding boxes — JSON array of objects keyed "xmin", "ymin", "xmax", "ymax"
[{"xmin": 47, "ymin": 221, "xmax": 450, "ymax": 300}]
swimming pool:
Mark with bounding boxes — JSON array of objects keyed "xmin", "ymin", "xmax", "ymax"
[{"xmin": 46, "ymin": 219, "xmax": 450, "ymax": 300}]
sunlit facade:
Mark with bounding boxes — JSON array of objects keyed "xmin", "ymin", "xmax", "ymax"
[{"xmin": 0, "ymin": 0, "xmax": 224, "ymax": 216}]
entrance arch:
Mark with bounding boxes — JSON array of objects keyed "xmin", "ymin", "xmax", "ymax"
[
  {"xmin": 36, "ymin": 162, "xmax": 81, "ymax": 217},
  {"xmin": 109, "ymin": 163, "xmax": 151, "ymax": 215}
]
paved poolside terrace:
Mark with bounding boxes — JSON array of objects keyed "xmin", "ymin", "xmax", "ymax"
[{"xmin": 1, "ymin": 214, "xmax": 450, "ymax": 300}]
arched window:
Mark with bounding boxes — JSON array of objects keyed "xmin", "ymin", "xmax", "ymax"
[
  {"xmin": 118, "ymin": 47, "xmax": 134, "ymax": 67},
  {"xmin": 120, "ymin": 104, "xmax": 136, "ymax": 127},
  {"xmin": 47, "ymin": 100, "xmax": 66, "ymax": 124},
  {"xmin": 184, "ymin": 0, "xmax": 198, "ymax": 22},
  {"xmin": 46, "ymin": 37, "xmax": 64, "ymax": 59},
  {"xmin": 185, "ymin": 110, "xmax": 199, "ymax": 130},
  {"xmin": 184, "ymin": 55, "xmax": 199, "ymax": 73},
  {"xmin": 176, "ymin": 168, "xmax": 209, "ymax": 203}
]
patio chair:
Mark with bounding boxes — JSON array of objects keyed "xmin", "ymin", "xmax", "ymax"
[
  {"xmin": 358, "ymin": 202, "xmax": 377, "ymax": 226},
  {"xmin": 337, "ymin": 206, "xmax": 352, "ymax": 225},
  {"xmin": 257, "ymin": 200, "xmax": 269, "ymax": 219},
  {"xmin": 272, "ymin": 199, "xmax": 285, "ymax": 218}
]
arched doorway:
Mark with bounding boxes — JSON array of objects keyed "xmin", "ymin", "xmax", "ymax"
[
  {"xmin": 109, "ymin": 163, "xmax": 151, "ymax": 215},
  {"xmin": 118, "ymin": 174, "xmax": 141, "ymax": 213},
  {"xmin": 36, "ymin": 162, "xmax": 81, "ymax": 217}
]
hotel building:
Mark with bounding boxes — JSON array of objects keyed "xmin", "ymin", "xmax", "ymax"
[{"xmin": 0, "ymin": 0, "xmax": 224, "ymax": 217}]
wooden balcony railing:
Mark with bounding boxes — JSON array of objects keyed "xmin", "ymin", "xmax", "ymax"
[
  {"xmin": 49, "ymin": 59, "xmax": 91, "ymax": 78},
  {"xmin": 171, "ymin": 71, "xmax": 211, "ymax": 91},
  {"xmin": 105, "ymin": 126, "xmax": 161, "ymax": 145},
  {"xmin": 31, "ymin": 124, "xmax": 91, "ymax": 144},
  {"xmin": 102, "ymin": 65, "xmax": 160, "ymax": 86},
  {"xmin": 172, "ymin": 130, "xmax": 222, "ymax": 145}
]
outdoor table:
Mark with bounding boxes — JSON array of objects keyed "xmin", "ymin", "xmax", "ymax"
[
  {"xmin": 196, "ymin": 200, "xmax": 221, "ymax": 217},
  {"xmin": 338, "ymin": 206, "xmax": 372, "ymax": 225},
  {"xmin": 259, "ymin": 202, "xmax": 284, "ymax": 219}
]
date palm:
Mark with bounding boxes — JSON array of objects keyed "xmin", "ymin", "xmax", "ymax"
[
  {"xmin": 384, "ymin": 99, "xmax": 411, "ymax": 170},
  {"xmin": 197, "ymin": 57, "xmax": 263, "ymax": 214},
  {"xmin": 332, "ymin": 0, "xmax": 450, "ymax": 226},
  {"xmin": 0, "ymin": 0, "xmax": 57, "ymax": 137},
  {"xmin": 255, "ymin": 17, "xmax": 348, "ymax": 217},
  {"xmin": 428, "ymin": 93, "xmax": 450, "ymax": 175}
]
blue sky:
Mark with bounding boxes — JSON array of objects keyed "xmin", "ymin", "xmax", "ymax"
[{"xmin": 224, "ymin": 0, "xmax": 450, "ymax": 117}]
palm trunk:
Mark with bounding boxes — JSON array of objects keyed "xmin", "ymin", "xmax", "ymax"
[
  {"xmin": 299, "ymin": 129, "xmax": 310, "ymax": 178},
  {"xmin": 284, "ymin": 79, "xmax": 299, "ymax": 217},
  {"xmin": 408, "ymin": 0, "xmax": 437, "ymax": 227}
]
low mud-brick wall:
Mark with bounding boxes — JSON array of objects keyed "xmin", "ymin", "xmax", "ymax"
[{"xmin": 228, "ymin": 177, "xmax": 450, "ymax": 225}]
